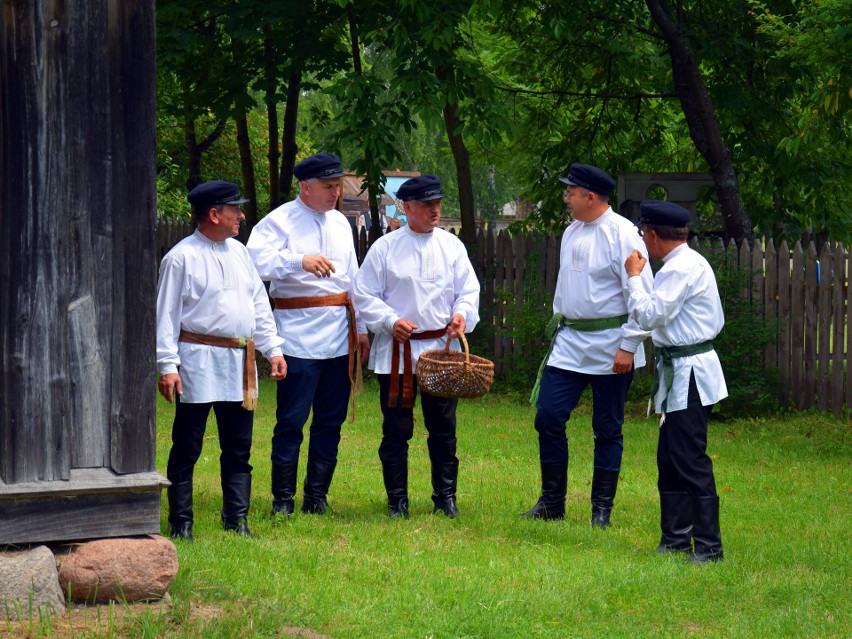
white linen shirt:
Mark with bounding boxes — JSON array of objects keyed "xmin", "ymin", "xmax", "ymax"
[
  {"xmin": 156, "ymin": 230, "xmax": 284, "ymax": 404},
  {"xmin": 247, "ymin": 196, "xmax": 365, "ymax": 359},
  {"xmin": 353, "ymin": 226, "xmax": 480, "ymax": 374},
  {"xmin": 627, "ymin": 243, "xmax": 728, "ymax": 413},
  {"xmin": 547, "ymin": 208, "xmax": 653, "ymax": 375}
]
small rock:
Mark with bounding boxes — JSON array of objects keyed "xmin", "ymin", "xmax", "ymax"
[
  {"xmin": 58, "ymin": 535, "xmax": 178, "ymax": 603},
  {"xmin": 0, "ymin": 545, "xmax": 66, "ymax": 620}
]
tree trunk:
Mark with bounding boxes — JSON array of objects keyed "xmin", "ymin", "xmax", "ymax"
[
  {"xmin": 279, "ymin": 67, "xmax": 302, "ymax": 203},
  {"xmin": 645, "ymin": 0, "xmax": 753, "ymax": 243},
  {"xmin": 235, "ymin": 114, "xmax": 257, "ymax": 242},
  {"xmin": 436, "ymin": 67, "xmax": 477, "ymax": 251},
  {"xmin": 184, "ymin": 112, "xmax": 227, "ymax": 192},
  {"xmin": 264, "ymin": 27, "xmax": 280, "ymax": 209},
  {"xmin": 347, "ymin": 4, "xmax": 383, "ymax": 245}
]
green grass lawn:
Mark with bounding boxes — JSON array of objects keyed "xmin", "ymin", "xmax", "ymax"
[{"xmin": 25, "ymin": 378, "xmax": 850, "ymax": 638}]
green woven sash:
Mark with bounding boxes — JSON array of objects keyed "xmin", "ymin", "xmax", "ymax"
[
  {"xmin": 529, "ymin": 313, "xmax": 629, "ymax": 406},
  {"xmin": 651, "ymin": 341, "xmax": 715, "ymax": 413}
]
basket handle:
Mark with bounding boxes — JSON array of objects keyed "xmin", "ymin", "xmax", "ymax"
[{"xmin": 444, "ymin": 332, "xmax": 471, "ymax": 364}]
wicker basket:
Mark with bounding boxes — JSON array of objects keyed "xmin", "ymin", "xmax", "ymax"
[{"xmin": 415, "ymin": 333, "xmax": 494, "ymax": 399}]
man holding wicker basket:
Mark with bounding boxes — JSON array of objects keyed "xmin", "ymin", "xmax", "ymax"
[{"xmin": 353, "ymin": 174, "xmax": 481, "ymax": 519}]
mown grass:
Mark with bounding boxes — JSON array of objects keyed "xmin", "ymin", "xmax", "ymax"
[{"xmin": 9, "ymin": 378, "xmax": 850, "ymax": 638}]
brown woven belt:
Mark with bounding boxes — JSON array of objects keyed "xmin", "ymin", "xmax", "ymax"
[
  {"xmin": 178, "ymin": 330, "xmax": 257, "ymax": 410},
  {"xmin": 273, "ymin": 293, "xmax": 362, "ymax": 421},
  {"xmin": 390, "ymin": 326, "xmax": 448, "ymax": 408}
]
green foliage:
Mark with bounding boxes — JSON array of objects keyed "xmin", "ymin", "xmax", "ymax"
[{"xmin": 701, "ymin": 244, "xmax": 785, "ymax": 418}]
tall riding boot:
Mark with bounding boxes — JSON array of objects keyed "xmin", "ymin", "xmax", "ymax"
[
  {"xmin": 590, "ymin": 468, "xmax": 620, "ymax": 529},
  {"xmin": 302, "ymin": 458, "xmax": 337, "ymax": 515},
  {"xmin": 221, "ymin": 473, "xmax": 252, "ymax": 537},
  {"xmin": 656, "ymin": 492, "xmax": 693, "ymax": 553},
  {"xmin": 520, "ymin": 462, "xmax": 567, "ymax": 521},
  {"xmin": 167, "ymin": 478, "xmax": 194, "ymax": 541},
  {"xmin": 382, "ymin": 461, "xmax": 409, "ymax": 519},
  {"xmin": 271, "ymin": 462, "xmax": 298, "ymax": 517},
  {"xmin": 687, "ymin": 495, "xmax": 724, "ymax": 564},
  {"xmin": 431, "ymin": 461, "xmax": 460, "ymax": 518}
]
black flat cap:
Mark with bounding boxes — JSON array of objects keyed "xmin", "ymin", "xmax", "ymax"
[
  {"xmin": 396, "ymin": 175, "xmax": 446, "ymax": 202},
  {"xmin": 293, "ymin": 152, "xmax": 345, "ymax": 180},
  {"xmin": 187, "ymin": 180, "xmax": 251, "ymax": 209},
  {"xmin": 638, "ymin": 200, "xmax": 691, "ymax": 227},
  {"xmin": 559, "ymin": 163, "xmax": 616, "ymax": 196}
]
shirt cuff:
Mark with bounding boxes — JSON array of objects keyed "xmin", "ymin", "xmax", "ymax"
[
  {"xmin": 287, "ymin": 254, "xmax": 305, "ymax": 271},
  {"xmin": 620, "ymin": 337, "xmax": 641, "ymax": 354},
  {"xmin": 158, "ymin": 363, "xmax": 179, "ymax": 376},
  {"xmin": 384, "ymin": 314, "xmax": 399, "ymax": 334},
  {"xmin": 627, "ymin": 276, "xmax": 644, "ymax": 293},
  {"xmin": 264, "ymin": 347, "xmax": 283, "ymax": 360}
]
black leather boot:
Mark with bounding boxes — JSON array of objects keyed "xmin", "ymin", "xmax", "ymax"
[
  {"xmin": 302, "ymin": 458, "xmax": 336, "ymax": 515},
  {"xmin": 687, "ymin": 495, "xmax": 724, "ymax": 564},
  {"xmin": 271, "ymin": 462, "xmax": 298, "ymax": 518},
  {"xmin": 590, "ymin": 468, "xmax": 620, "ymax": 529},
  {"xmin": 520, "ymin": 462, "xmax": 567, "ymax": 521},
  {"xmin": 167, "ymin": 478, "xmax": 194, "ymax": 541},
  {"xmin": 382, "ymin": 461, "xmax": 409, "ymax": 519},
  {"xmin": 221, "ymin": 473, "xmax": 252, "ymax": 537},
  {"xmin": 656, "ymin": 492, "xmax": 693, "ymax": 553},
  {"xmin": 431, "ymin": 461, "xmax": 459, "ymax": 518}
]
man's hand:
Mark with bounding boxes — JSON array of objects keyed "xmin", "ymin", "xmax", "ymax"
[
  {"xmin": 358, "ymin": 333, "xmax": 370, "ymax": 363},
  {"xmin": 302, "ymin": 254, "xmax": 336, "ymax": 278},
  {"xmin": 158, "ymin": 372, "xmax": 182, "ymax": 404},
  {"xmin": 387, "ymin": 217, "xmax": 401, "ymax": 231},
  {"xmin": 392, "ymin": 319, "xmax": 419, "ymax": 342},
  {"xmin": 269, "ymin": 356, "xmax": 287, "ymax": 380},
  {"xmin": 611, "ymin": 348, "xmax": 635, "ymax": 375},
  {"xmin": 447, "ymin": 313, "xmax": 466, "ymax": 339},
  {"xmin": 625, "ymin": 250, "xmax": 647, "ymax": 277}
]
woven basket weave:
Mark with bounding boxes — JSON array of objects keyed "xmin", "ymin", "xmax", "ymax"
[{"xmin": 415, "ymin": 333, "xmax": 494, "ymax": 399}]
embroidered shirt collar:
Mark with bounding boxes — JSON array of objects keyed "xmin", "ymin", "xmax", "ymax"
[
  {"xmin": 194, "ymin": 229, "xmax": 226, "ymax": 246},
  {"xmin": 296, "ymin": 195, "xmax": 325, "ymax": 218},
  {"xmin": 403, "ymin": 225, "xmax": 434, "ymax": 239},
  {"xmin": 663, "ymin": 242, "xmax": 689, "ymax": 263}
]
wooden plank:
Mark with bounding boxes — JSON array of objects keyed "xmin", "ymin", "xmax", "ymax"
[
  {"xmin": 790, "ymin": 242, "xmax": 804, "ymax": 408},
  {"xmin": 830, "ymin": 243, "xmax": 846, "ymax": 414},
  {"xmin": 847, "ymin": 245, "xmax": 852, "ymax": 412},
  {"xmin": 0, "ymin": 469, "xmax": 169, "ymax": 498},
  {"xmin": 802, "ymin": 242, "xmax": 818, "ymax": 409},
  {"xmin": 0, "ymin": 490, "xmax": 163, "ymax": 545},
  {"xmin": 816, "ymin": 243, "xmax": 832, "ymax": 411},
  {"xmin": 484, "ymin": 227, "xmax": 497, "ymax": 362},
  {"xmin": 493, "ymin": 231, "xmax": 506, "ymax": 376},
  {"xmin": 763, "ymin": 239, "xmax": 778, "ymax": 369},
  {"xmin": 777, "ymin": 241, "xmax": 792, "ymax": 405}
]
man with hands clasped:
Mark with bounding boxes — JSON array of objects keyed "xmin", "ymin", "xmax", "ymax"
[{"xmin": 624, "ymin": 200, "xmax": 727, "ymax": 564}]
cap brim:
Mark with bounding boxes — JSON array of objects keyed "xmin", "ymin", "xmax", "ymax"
[
  {"xmin": 222, "ymin": 197, "xmax": 251, "ymax": 205},
  {"xmin": 559, "ymin": 177, "xmax": 577, "ymax": 186},
  {"xmin": 416, "ymin": 192, "xmax": 446, "ymax": 201}
]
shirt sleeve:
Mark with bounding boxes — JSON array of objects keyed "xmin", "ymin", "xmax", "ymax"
[
  {"xmin": 451, "ymin": 241, "xmax": 481, "ymax": 331},
  {"xmin": 155, "ymin": 252, "xmax": 186, "ymax": 375},
  {"xmin": 352, "ymin": 243, "xmax": 399, "ymax": 334},
  {"xmin": 616, "ymin": 228, "xmax": 653, "ymax": 352},
  {"xmin": 246, "ymin": 214, "xmax": 304, "ymax": 281},
  {"xmin": 627, "ymin": 266, "xmax": 690, "ymax": 331},
  {"xmin": 248, "ymin": 260, "xmax": 285, "ymax": 359}
]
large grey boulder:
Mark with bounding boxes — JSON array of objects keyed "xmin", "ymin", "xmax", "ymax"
[
  {"xmin": 57, "ymin": 535, "xmax": 178, "ymax": 603},
  {"xmin": 0, "ymin": 545, "xmax": 66, "ymax": 620}
]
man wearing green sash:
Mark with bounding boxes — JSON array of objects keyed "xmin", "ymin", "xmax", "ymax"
[
  {"xmin": 625, "ymin": 200, "xmax": 727, "ymax": 564},
  {"xmin": 523, "ymin": 164, "xmax": 653, "ymax": 527}
]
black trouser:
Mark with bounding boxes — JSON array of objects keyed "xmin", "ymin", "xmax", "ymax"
[
  {"xmin": 657, "ymin": 372, "xmax": 717, "ymax": 496},
  {"xmin": 376, "ymin": 374, "xmax": 458, "ymax": 465},
  {"xmin": 166, "ymin": 398, "xmax": 253, "ymax": 483}
]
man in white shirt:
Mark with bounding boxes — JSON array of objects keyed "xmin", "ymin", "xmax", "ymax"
[
  {"xmin": 353, "ymin": 175, "xmax": 480, "ymax": 519},
  {"xmin": 248, "ymin": 153, "xmax": 369, "ymax": 517},
  {"xmin": 524, "ymin": 164, "xmax": 653, "ymax": 527},
  {"xmin": 157, "ymin": 180, "xmax": 287, "ymax": 540},
  {"xmin": 625, "ymin": 200, "xmax": 727, "ymax": 564}
]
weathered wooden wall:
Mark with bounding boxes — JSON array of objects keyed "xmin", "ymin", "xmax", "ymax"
[
  {"xmin": 1, "ymin": 1, "xmax": 158, "ymax": 490},
  {"xmin": 156, "ymin": 222, "xmax": 850, "ymax": 415}
]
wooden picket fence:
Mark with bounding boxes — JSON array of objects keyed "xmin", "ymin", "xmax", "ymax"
[{"xmin": 156, "ymin": 219, "xmax": 850, "ymax": 414}]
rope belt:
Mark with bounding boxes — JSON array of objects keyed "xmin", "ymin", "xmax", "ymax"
[
  {"xmin": 390, "ymin": 327, "xmax": 448, "ymax": 409},
  {"xmin": 651, "ymin": 341, "xmax": 715, "ymax": 413},
  {"xmin": 179, "ymin": 330, "xmax": 257, "ymax": 410},
  {"xmin": 274, "ymin": 293, "xmax": 362, "ymax": 421},
  {"xmin": 529, "ymin": 312, "xmax": 630, "ymax": 406}
]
